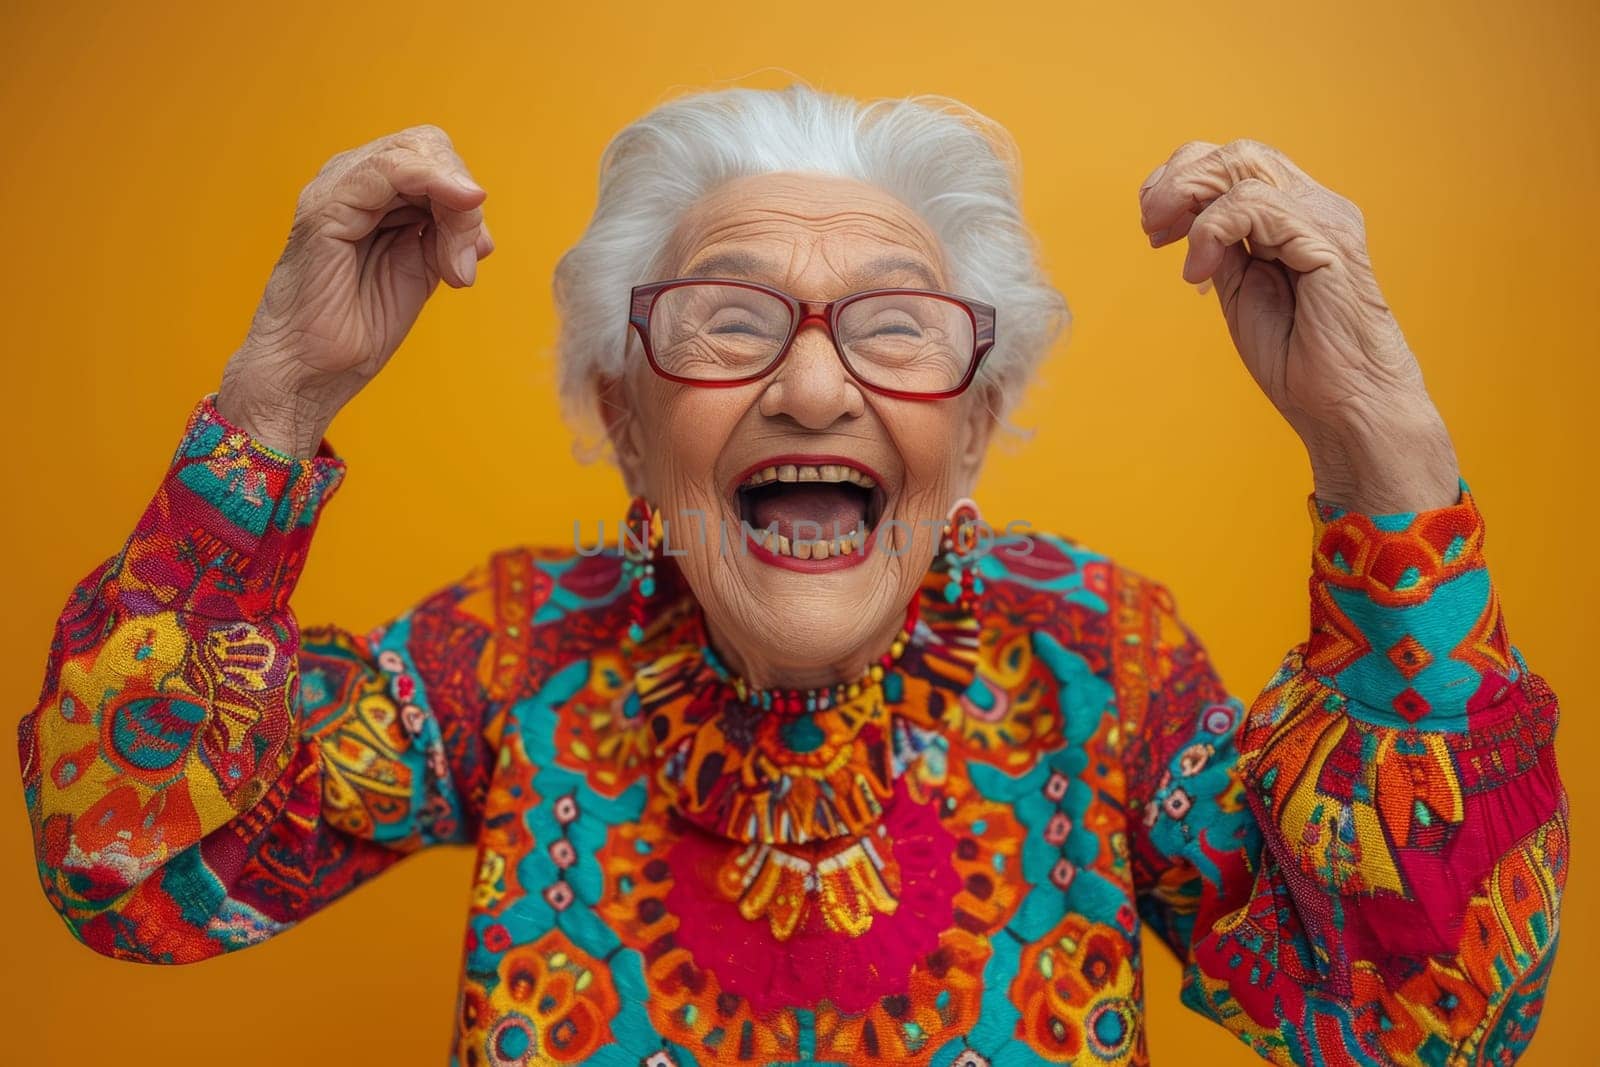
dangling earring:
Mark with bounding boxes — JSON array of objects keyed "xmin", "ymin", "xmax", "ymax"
[
  {"xmin": 940, "ymin": 497, "xmax": 985, "ymax": 614},
  {"xmin": 622, "ymin": 494, "xmax": 661, "ymax": 645}
]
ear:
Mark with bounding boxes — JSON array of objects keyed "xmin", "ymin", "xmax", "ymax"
[
  {"xmin": 954, "ymin": 383, "xmax": 1001, "ymax": 494},
  {"xmin": 597, "ymin": 372, "xmax": 648, "ymax": 496}
]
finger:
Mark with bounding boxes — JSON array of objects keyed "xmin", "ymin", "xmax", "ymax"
[
  {"xmin": 433, "ymin": 201, "xmax": 483, "ymax": 287},
  {"xmin": 418, "ymin": 220, "xmax": 442, "ymax": 282},
  {"xmin": 1210, "ymin": 240, "xmax": 1297, "ymax": 384},
  {"xmin": 317, "ymin": 163, "xmax": 477, "ymax": 286},
  {"xmin": 319, "ymin": 147, "xmax": 482, "ymax": 225},
  {"xmin": 1138, "ymin": 140, "xmax": 1216, "ymax": 239},
  {"xmin": 314, "ymin": 146, "xmax": 488, "ymax": 286},
  {"xmin": 376, "ymin": 203, "xmax": 431, "ymax": 232},
  {"xmin": 1210, "ymin": 239, "xmax": 1255, "ymax": 307},
  {"xmin": 1141, "ymin": 138, "xmax": 1314, "ymax": 241},
  {"xmin": 362, "ymin": 218, "xmax": 439, "ymax": 296},
  {"xmin": 367, "ymin": 143, "xmax": 485, "ymax": 210},
  {"xmin": 364, "ymin": 148, "xmax": 487, "ymax": 287},
  {"xmin": 1180, "ymin": 178, "xmax": 1341, "ymax": 285},
  {"xmin": 394, "ymin": 139, "xmax": 491, "ymax": 282}
]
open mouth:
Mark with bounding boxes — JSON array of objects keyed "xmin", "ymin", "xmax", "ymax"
[{"xmin": 733, "ymin": 458, "xmax": 887, "ymax": 561}]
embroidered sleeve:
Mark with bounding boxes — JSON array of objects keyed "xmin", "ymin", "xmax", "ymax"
[
  {"xmin": 16, "ymin": 394, "xmax": 501, "ymax": 963},
  {"xmin": 1122, "ymin": 484, "xmax": 1566, "ymax": 1066}
]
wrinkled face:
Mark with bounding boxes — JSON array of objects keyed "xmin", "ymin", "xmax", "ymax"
[{"xmin": 604, "ymin": 172, "xmax": 996, "ymax": 688}]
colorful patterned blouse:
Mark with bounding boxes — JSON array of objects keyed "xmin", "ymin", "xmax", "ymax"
[{"xmin": 18, "ymin": 395, "xmax": 1567, "ymax": 1067}]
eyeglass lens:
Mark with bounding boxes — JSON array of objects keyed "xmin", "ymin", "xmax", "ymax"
[{"xmin": 647, "ymin": 283, "xmax": 975, "ymax": 394}]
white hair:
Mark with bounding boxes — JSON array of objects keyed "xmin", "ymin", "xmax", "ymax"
[{"xmin": 552, "ymin": 83, "xmax": 1070, "ymax": 451}]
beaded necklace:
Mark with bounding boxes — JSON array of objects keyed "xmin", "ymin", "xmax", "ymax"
[{"xmin": 696, "ymin": 597, "xmax": 921, "ymax": 715}]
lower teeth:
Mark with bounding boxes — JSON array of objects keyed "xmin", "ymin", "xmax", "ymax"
[{"xmin": 763, "ymin": 531, "xmax": 862, "ymax": 558}]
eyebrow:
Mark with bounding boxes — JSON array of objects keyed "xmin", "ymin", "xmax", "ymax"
[{"xmin": 680, "ymin": 250, "xmax": 942, "ymax": 291}]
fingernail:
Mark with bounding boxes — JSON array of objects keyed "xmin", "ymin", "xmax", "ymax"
[
  {"xmin": 456, "ymin": 245, "xmax": 478, "ymax": 285},
  {"xmin": 1149, "ymin": 228, "xmax": 1169, "ymax": 246},
  {"xmin": 1195, "ymin": 278, "xmax": 1213, "ymax": 296},
  {"xmin": 1140, "ymin": 163, "xmax": 1167, "ymax": 198},
  {"xmin": 454, "ymin": 175, "xmax": 485, "ymax": 196}
]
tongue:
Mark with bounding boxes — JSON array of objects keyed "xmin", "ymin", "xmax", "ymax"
[{"xmin": 751, "ymin": 484, "xmax": 866, "ymax": 542}]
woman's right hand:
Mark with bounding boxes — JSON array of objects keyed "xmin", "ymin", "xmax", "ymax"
[{"xmin": 216, "ymin": 124, "xmax": 492, "ymax": 457}]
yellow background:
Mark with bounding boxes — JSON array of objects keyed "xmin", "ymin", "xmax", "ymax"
[{"xmin": 2, "ymin": 1, "xmax": 1593, "ymax": 1063}]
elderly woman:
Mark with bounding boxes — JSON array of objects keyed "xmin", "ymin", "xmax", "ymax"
[{"xmin": 18, "ymin": 86, "xmax": 1565, "ymax": 1066}]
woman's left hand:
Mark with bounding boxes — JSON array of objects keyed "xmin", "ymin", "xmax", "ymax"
[{"xmin": 1138, "ymin": 139, "xmax": 1460, "ymax": 513}]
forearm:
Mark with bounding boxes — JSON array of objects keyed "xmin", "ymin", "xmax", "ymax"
[
  {"xmin": 19, "ymin": 395, "xmax": 348, "ymax": 954},
  {"xmin": 1130, "ymin": 483, "xmax": 1566, "ymax": 1065}
]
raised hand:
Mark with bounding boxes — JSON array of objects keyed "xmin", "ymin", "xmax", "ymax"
[
  {"xmin": 1138, "ymin": 139, "xmax": 1460, "ymax": 513},
  {"xmin": 217, "ymin": 124, "xmax": 492, "ymax": 457}
]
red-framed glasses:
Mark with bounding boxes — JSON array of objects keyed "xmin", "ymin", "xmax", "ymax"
[{"xmin": 627, "ymin": 278, "xmax": 997, "ymax": 400}]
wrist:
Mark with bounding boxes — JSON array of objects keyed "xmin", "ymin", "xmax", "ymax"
[
  {"xmin": 216, "ymin": 354, "xmax": 338, "ymax": 459},
  {"xmin": 1302, "ymin": 398, "xmax": 1461, "ymax": 513}
]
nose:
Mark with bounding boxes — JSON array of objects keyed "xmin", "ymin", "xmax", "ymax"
[{"xmin": 757, "ymin": 318, "xmax": 865, "ymax": 429}]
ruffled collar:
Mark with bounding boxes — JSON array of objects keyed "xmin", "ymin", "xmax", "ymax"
[{"xmin": 630, "ymin": 568, "xmax": 981, "ymax": 846}]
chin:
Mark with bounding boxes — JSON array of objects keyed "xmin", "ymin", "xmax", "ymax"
[
  {"xmin": 665, "ymin": 450, "xmax": 937, "ymax": 673},
  {"xmin": 707, "ymin": 547, "xmax": 911, "ymax": 671}
]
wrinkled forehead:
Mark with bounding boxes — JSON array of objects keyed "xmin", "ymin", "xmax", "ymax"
[{"xmin": 660, "ymin": 172, "xmax": 951, "ymax": 294}]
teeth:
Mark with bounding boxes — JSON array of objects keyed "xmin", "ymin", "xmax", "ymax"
[
  {"xmin": 736, "ymin": 461, "xmax": 880, "ymax": 561},
  {"xmin": 759, "ymin": 528, "xmax": 865, "ymax": 559},
  {"xmin": 739, "ymin": 462, "xmax": 879, "ymax": 490}
]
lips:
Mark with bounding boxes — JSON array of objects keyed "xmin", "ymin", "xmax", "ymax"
[{"xmin": 730, "ymin": 456, "xmax": 888, "ymax": 564}]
